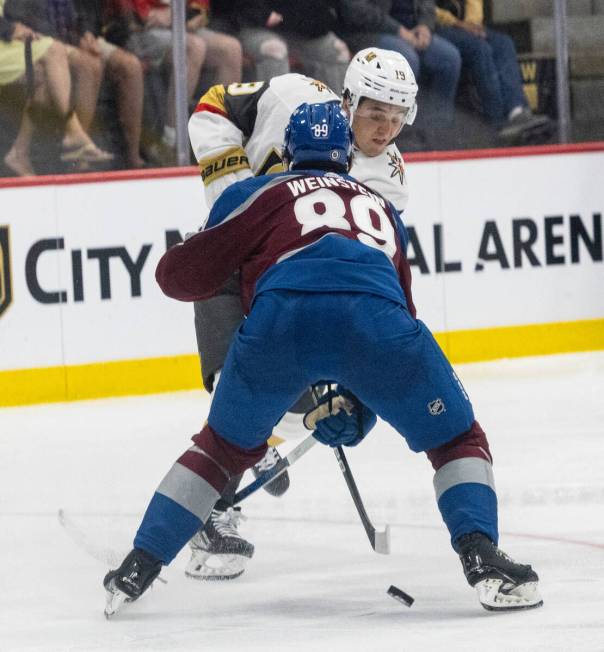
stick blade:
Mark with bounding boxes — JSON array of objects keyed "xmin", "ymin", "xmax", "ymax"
[{"xmin": 373, "ymin": 524, "xmax": 391, "ymax": 555}]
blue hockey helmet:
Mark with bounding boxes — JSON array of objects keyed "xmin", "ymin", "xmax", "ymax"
[{"xmin": 282, "ymin": 101, "xmax": 353, "ymax": 172}]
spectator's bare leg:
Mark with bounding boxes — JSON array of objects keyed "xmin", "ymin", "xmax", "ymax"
[
  {"xmin": 165, "ymin": 33, "xmax": 206, "ymax": 130},
  {"xmin": 36, "ymin": 40, "xmax": 72, "ymax": 116},
  {"xmin": 67, "ymin": 47, "xmax": 103, "ymax": 132},
  {"xmin": 199, "ymin": 29, "xmax": 242, "ymax": 85},
  {"xmin": 106, "ymin": 48, "xmax": 145, "ymax": 168},
  {"xmin": 3, "ymin": 104, "xmax": 36, "ymax": 176},
  {"xmin": 4, "ymin": 41, "xmax": 71, "ymax": 176},
  {"xmin": 10, "ymin": 40, "xmax": 110, "ymax": 160}
]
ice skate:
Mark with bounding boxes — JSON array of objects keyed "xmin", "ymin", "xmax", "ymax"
[
  {"xmin": 103, "ymin": 548, "xmax": 162, "ymax": 618},
  {"xmin": 252, "ymin": 446, "xmax": 290, "ymax": 496},
  {"xmin": 457, "ymin": 532, "xmax": 543, "ymax": 611},
  {"xmin": 186, "ymin": 505, "xmax": 254, "ymax": 580}
]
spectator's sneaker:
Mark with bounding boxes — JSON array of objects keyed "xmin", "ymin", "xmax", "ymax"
[
  {"xmin": 457, "ymin": 532, "xmax": 543, "ymax": 611},
  {"xmin": 252, "ymin": 446, "xmax": 290, "ymax": 497},
  {"xmin": 498, "ymin": 108, "xmax": 555, "ymax": 145},
  {"xmin": 103, "ymin": 548, "xmax": 162, "ymax": 618},
  {"xmin": 185, "ymin": 506, "xmax": 254, "ymax": 581},
  {"xmin": 143, "ymin": 139, "xmax": 177, "ymax": 167}
]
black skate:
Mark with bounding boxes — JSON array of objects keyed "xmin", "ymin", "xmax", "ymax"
[
  {"xmin": 457, "ymin": 532, "xmax": 543, "ymax": 611},
  {"xmin": 103, "ymin": 548, "xmax": 162, "ymax": 618},
  {"xmin": 186, "ymin": 505, "xmax": 254, "ymax": 580},
  {"xmin": 252, "ymin": 446, "xmax": 290, "ymax": 496}
]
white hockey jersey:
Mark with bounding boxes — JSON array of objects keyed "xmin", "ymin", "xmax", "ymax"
[{"xmin": 188, "ymin": 73, "xmax": 409, "ymax": 213}]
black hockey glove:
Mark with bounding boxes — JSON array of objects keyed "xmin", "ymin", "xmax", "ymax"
[{"xmin": 303, "ymin": 387, "xmax": 376, "ymax": 447}]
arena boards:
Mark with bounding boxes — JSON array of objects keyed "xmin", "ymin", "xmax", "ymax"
[{"xmin": 1, "ymin": 144, "xmax": 602, "ymax": 406}]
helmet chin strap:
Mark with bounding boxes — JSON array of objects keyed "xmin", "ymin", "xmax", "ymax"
[{"xmin": 341, "ymin": 96, "xmax": 355, "ymax": 128}]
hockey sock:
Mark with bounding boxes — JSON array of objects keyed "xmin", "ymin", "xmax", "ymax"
[
  {"xmin": 134, "ymin": 425, "xmax": 267, "ymax": 564},
  {"xmin": 427, "ymin": 421, "xmax": 499, "ymax": 549},
  {"xmin": 134, "ymin": 492, "xmax": 203, "ymax": 564}
]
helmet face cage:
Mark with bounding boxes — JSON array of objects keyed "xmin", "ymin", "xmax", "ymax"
[
  {"xmin": 343, "ymin": 48, "xmax": 418, "ymax": 126},
  {"xmin": 282, "ymin": 101, "xmax": 353, "ymax": 172}
]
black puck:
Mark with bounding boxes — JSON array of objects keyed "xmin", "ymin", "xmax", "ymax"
[{"xmin": 387, "ymin": 584, "xmax": 414, "ymax": 607}]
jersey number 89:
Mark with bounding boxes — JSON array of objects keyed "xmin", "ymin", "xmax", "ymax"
[{"xmin": 293, "ymin": 188, "xmax": 397, "ymax": 259}]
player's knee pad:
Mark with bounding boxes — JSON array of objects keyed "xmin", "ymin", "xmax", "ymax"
[{"xmin": 426, "ymin": 420, "xmax": 492, "ymax": 471}]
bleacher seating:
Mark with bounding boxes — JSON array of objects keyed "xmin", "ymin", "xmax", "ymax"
[{"xmin": 490, "ymin": 0, "xmax": 604, "ymax": 141}]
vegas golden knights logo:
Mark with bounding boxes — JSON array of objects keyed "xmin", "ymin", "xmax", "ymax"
[{"xmin": 0, "ymin": 226, "xmax": 12, "ymax": 317}]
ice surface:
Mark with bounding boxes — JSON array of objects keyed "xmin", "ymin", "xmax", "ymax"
[{"xmin": 1, "ymin": 352, "xmax": 603, "ymax": 651}]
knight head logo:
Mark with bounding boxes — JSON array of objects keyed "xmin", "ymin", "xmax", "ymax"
[{"xmin": 0, "ymin": 226, "xmax": 12, "ymax": 318}]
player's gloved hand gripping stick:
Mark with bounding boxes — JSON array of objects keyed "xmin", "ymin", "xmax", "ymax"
[
  {"xmin": 233, "ymin": 385, "xmax": 390, "ymax": 554},
  {"xmin": 231, "ymin": 389, "xmax": 354, "ymax": 504},
  {"xmin": 232, "ymin": 387, "xmax": 358, "ymax": 504}
]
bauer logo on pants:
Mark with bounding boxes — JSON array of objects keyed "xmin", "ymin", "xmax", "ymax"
[
  {"xmin": 0, "ymin": 226, "xmax": 12, "ymax": 318},
  {"xmin": 428, "ymin": 398, "xmax": 446, "ymax": 416}
]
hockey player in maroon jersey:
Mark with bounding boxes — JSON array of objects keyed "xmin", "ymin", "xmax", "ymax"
[
  {"xmin": 104, "ymin": 102, "xmax": 542, "ymax": 617},
  {"xmin": 186, "ymin": 48, "xmax": 420, "ymax": 581}
]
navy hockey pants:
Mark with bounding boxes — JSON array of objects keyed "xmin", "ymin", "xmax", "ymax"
[
  {"xmin": 134, "ymin": 289, "xmax": 496, "ymax": 563},
  {"xmin": 209, "ymin": 290, "xmax": 475, "ymax": 453}
]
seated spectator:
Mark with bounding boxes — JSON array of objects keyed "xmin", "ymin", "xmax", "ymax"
[
  {"xmin": 210, "ymin": 1, "xmax": 350, "ymax": 93},
  {"xmin": 208, "ymin": 1, "xmax": 290, "ymax": 81},
  {"xmin": 337, "ymin": 0, "xmax": 461, "ymax": 138},
  {"xmin": 186, "ymin": 1, "xmax": 242, "ymax": 86},
  {"xmin": 104, "ymin": 0, "xmax": 206, "ymax": 160},
  {"xmin": 272, "ymin": 1, "xmax": 350, "ymax": 94},
  {"xmin": 5, "ymin": 0, "xmax": 109, "ymax": 165},
  {"xmin": 72, "ymin": 0, "xmax": 145, "ymax": 168},
  {"xmin": 1, "ymin": 12, "xmax": 111, "ymax": 176},
  {"xmin": 435, "ymin": 0, "xmax": 554, "ymax": 145}
]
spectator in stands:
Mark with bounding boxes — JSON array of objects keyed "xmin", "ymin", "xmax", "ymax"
[
  {"xmin": 208, "ymin": 1, "xmax": 350, "ymax": 94},
  {"xmin": 337, "ymin": 0, "xmax": 461, "ymax": 133},
  {"xmin": 1, "ymin": 8, "xmax": 112, "ymax": 176},
  {"xmin": 4, "ymin": 0, "xmax": 111, "ymax": 165},
  {"xmin": 435, "ymin": 0, "xmax": 553, "ymax": 144},
  {"xmin": 70, "ymin": 1, "xmax": 145, "ymax": 169},
  {"xmin": 104, "ymin": 0, "xmax": 206, "ymax": 159},
  {"xmin": 186, "ymin": 1, "xmax": 242, "ymax": 86},
  {"xmin": 205, "ymin": 1, "xmax": 290, "ymax": 81},
  {"xmin": 272, "ymin": 1, "xmax": 351, "ymax": 94}
]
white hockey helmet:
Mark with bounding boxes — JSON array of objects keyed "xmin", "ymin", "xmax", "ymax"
[{"xmin": 343, "ymin": 48, "xmax": 418, "ymax": 125}]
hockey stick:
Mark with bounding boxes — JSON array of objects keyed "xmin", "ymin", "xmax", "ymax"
[
  {"xmin": 311, "ymin": 386, "xmax": 391, "ymax": 555},
  {"xmin": 57, "ymin": 509, "xmax": 168, "ymax": 583},
  {"xmin": 332, "ymin": 445, "xmax": 390, "ymax": 554},
  {"xmin": 58, "ymin": 509, "xmax": 125, "ymax": 567},
  {"xmin": 232, "ymin": 433, "xmax": 318, "ymax": 505}
]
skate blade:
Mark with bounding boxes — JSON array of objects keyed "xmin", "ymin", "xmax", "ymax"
[
  {"xmin": 185, "ymin": 552, "xmax": 249, "ymax": 581},
  {"xmin": 104, "ymin": 588, "xmax": 129, "ymax": 619},
  {"xmin": 476, "ymin": 579, "xmax": 543, "ymax": 611}
]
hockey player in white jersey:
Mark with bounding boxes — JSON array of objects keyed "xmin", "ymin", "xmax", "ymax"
[{"xmin": 185, "ymin": 48, "xmax": 418, "ymax": 581}]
